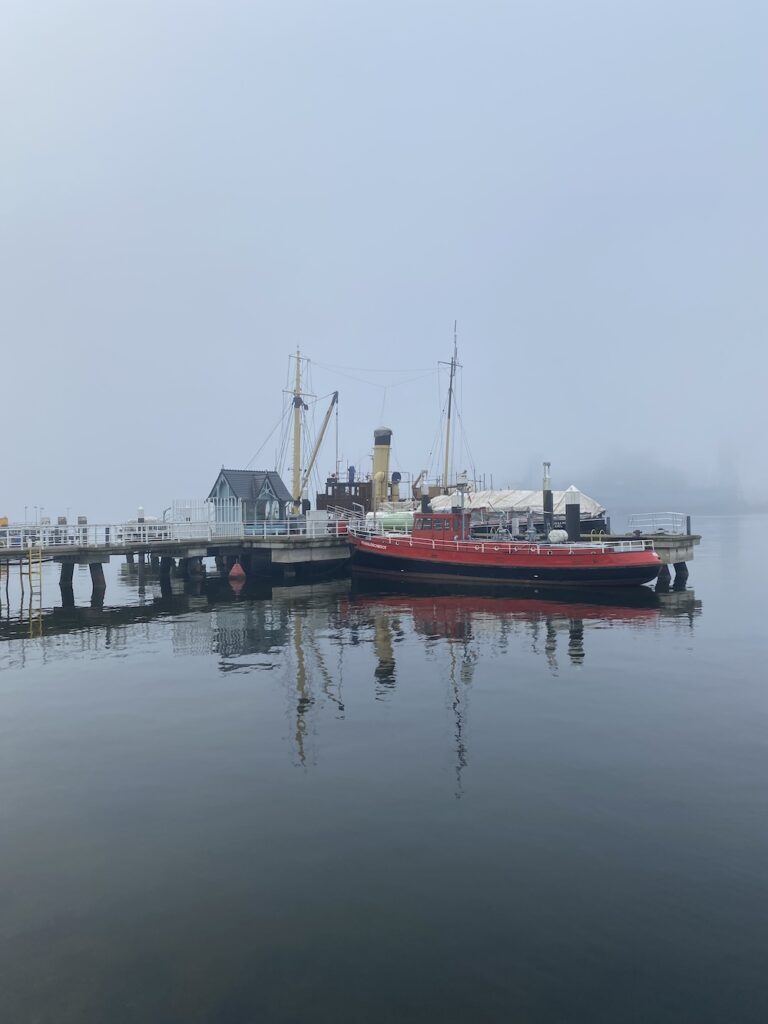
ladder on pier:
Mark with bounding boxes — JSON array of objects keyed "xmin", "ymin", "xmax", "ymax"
[
  {"xmin": 25, "ymin": 545, "xmax": 44, "ymax": 637},
  {"xmin": 26, "ymin": 544, "xmax": 43, "ymax": 588}
]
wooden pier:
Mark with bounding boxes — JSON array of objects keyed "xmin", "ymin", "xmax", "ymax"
[{"xmin": 0, "ymin": 517, "xmax": 351, "ymax": 598}]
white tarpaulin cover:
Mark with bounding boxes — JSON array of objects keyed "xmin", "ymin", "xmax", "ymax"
[{"xmin": 430, "ymin": 488, "xmax": 605, "ymax": 516}]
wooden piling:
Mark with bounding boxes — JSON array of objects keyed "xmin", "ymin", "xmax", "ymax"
[{"xmin": 89, "ymin": 563, "xmax": 106, "ymax": 590}]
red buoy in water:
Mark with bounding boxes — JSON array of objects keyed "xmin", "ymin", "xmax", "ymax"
[{"xmin": 229, "ymin": 562, "xmax": 246, "ymax": 580}]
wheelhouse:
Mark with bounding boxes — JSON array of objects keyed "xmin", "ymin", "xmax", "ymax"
[{"xmin": 412, "ymin": 510, "xmax": 471, "ymax": 541}]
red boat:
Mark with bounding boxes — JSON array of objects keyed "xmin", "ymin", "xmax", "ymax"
[{"xmin": 348, "ymin": 509, "xmax": 661, "ymax": 587}]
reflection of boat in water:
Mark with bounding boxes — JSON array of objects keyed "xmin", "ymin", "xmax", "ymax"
[
  {"xmin": 345, "ymin": 578, "xmax": 701, "ymax": 685},
  {"xmin": 348, "ymin": 576, "xmax": 664, "ymax": 629},
  {"xmin": 348, "ymin": 509, "xmax": 661, "ymax": 588},
  {"xmin": 343, "ymin": 576, "xmax": 703, "ymax": 797}
]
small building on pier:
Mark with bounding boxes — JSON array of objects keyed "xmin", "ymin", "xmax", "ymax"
[{"xmin": 208, "ymin": 469, "xmax": 292, "ymax": 525}]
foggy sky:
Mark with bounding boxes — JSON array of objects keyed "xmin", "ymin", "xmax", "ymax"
[{"xmin": 2, "ymin": 0, "xmax": 766, "ymax": 522}]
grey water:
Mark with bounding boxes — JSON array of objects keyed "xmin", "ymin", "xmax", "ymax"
[{"xmin": 1, "ymin": 515, "xmax": 767, "ymax": 1024}]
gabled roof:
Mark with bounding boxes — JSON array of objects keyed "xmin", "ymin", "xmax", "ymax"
[{"xmin": 209, "ymin": 469, "xmax": 293, "ymax": 504}]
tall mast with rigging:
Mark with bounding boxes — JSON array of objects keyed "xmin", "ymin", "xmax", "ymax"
[
  {"xmin": 291, "ymin": 349, "xmax": 307, "ymax": 513},
  {"xmin": 443, "ymin": 321, "xmax": 458, "ymax": 492},
  {"xmin": 288, "ymin": 349, "xmax": 336, "ymax": 514}
]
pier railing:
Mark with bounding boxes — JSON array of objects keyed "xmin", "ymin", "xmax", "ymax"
[
  {"xmin": 0, "ymin": 516, "xmax": 351, "ymax": 551},
  {"xmin": 627, "ymin": 512, "xmax": 691, "ymax": 535},
  {"xmin": 0, "ymin": 523, "xmax": 172, "ymax": 549}
]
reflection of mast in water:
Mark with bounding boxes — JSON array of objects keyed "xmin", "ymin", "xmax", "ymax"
[
  {"xmin": 448, "ymin": 640, "xmax": 473, "ymax": 800},
  {"xmin": 287, "ymin": 594, "xmax": 348, "ymax": 766},
  {"xmin": 545, "ymin": 618, "xmax": 558, "ymax": 674},
  {"xmin": 293, "ymin": 613, "xmax": 312, "ymax": 767},
  {"xmin": 370, "ymin": 603, "xmax": 473, "ymax": 797},
  {"xmin": 307, "ymin": 631, "xmax": 345, "ymax": 717}
]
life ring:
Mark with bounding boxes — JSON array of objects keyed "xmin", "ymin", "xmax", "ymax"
[{"xmin": 474, "ymin": 545, "xmax": 480, "ymax": 551}]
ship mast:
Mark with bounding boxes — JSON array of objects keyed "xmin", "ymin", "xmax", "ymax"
[
  {"xmin": 443, "ymin": 321, "xmax": 458, "ymax": 491},
  {"xmin": 291, "ymin": 348, "xmax": 306, "ymax": 513}
]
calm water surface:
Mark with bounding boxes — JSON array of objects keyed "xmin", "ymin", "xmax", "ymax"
[{"xmin": 1, "ymin": 515, "xmax": 767, "ymax": 1023}]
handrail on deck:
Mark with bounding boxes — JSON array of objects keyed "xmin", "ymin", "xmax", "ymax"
[{"xmin": 347, "ymin": 524, "xmax": 654, "ymax": 555}]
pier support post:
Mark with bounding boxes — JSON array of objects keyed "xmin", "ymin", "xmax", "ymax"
[
  {"xmin": 59, "ymin": 562, "xmax": 74, "ymax": 587},
  {"xmin": 89, "ymin": 563, "xmax": 106, "ymax": 607},
  {"xmin": 187, "ymin": 556, "xmax": 204, "ymax": 579},
  {"xmin": 673, "ymin": 561, "xmax": 689, "ymax": 591},
  {"xmin": 159, "ymin": 556, "xmax": 174, "ymax": 578},
  {"xmin": 655, "ymin": 564, "xmax": 671, "ymax": 593},
  {"xmin": 60, "ymin": 585, "xmax": 75, "ymax": 609},
  {"xmin": 150, "ymin": 554, "xmax": 160, "ymax": 569},
  {"xmin": 89, "ymin": 562, "xmax": 106, "ymax": 590},
  {"xmin": 126, "ymin": 552, "xmax": 135, "ymax": 565}
]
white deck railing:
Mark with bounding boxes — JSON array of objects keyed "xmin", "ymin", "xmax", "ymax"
[
  {"xmin": 627, "ymin": 512, "xmax": 690, "ymax": 535},
  {"xmin": 0, "ymin": 517, "xmax": 351, "ymax": 550}
]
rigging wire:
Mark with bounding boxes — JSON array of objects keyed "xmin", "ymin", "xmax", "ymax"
[
  {"xmin": 452, "ymin": 367, "xmax": 478, "ymax": 485},
  {"xmin": 244, "ymin": 406, "xmax": 289, "ymax": 470},
  {"xmin": 276, "ymin": 393, "xmax": 292, "ymax": 476},
  {"xmin": 378, "ymin": 385, "xmax": 387, "ymax": 424},
  {"xmin": 455, "ymin": 405, "xmax": 477, "ymax": 484},
  {"xmin": 312, "ymin": 361, "xmax": 436, "ymax": 391},
  {"xmin": 313, "ymin": 361, "xmax": 433, "ymax": 373},
  {"xmin": 424, "ymin": 362, "xmax": 447, "ymax": 479}
]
